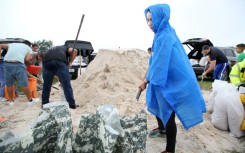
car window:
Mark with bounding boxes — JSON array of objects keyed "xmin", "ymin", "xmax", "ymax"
[
  {"xmin": 223, "ymin": 49, "xmax": 234, "ymax": 57},
  {"xmin": 219, "ymin": 48, "xmax": 236, "ymax": 58}
]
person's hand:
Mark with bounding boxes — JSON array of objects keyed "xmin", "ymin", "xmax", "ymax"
[
  {"xmin": 138, "ymin": 79, "xmax": 148, "ymax": 91},
  {"xmin": 54, "ymin": 75, "xmax": 59, "ymax": 82},
  {"xmin": 202, "ymin": 72, "xmax": 207, "ymax": 77},
  {"xmin": 68, "ymin": 62, "xmax": 72, "ymax": 68},
  {"xmin": 36, "ymin": 76, "xmax": 42, "ymax": 82}
]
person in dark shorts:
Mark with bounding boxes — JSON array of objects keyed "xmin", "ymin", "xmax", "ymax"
[
  {"xmin": 202, "ymin": 45, "xmax": 229, "ymax": 80},
  {"xmin": 42, "ymin": 45, "xmax": 78, "ymax": 109},
  {"xmin": 0, "ymin": 41, "xmax": 38, "ymax": 105}
]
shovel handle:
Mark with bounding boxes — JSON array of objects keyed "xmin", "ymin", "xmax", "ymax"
[{"xmin": 136, "ymin": 88, "xmax": 143, "ymax": 101}]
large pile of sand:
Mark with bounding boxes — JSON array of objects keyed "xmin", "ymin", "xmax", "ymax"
[
  {"xmin": 73, "ymin": 49, "xmax": 149, "ymax": 114},
  {"xmin": 0, "ymin": 49, "xmax": 244, "ymax": 152}
]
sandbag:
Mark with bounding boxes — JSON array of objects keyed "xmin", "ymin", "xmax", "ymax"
[
  {"xmin": 207, "ymin": 90, "xmax": 216, "ymax": 113},
  {"xmin": 31, "ymin": 102, "xmax": 73, "ymax": 153},
  {"xmin": 72, "ymin": 104, "xmax": 147, "ymax": 153},
  {"xmin": 0, "ymin": 129, "xmax": 34, "ymax": 153},
  {"xmin": 211, "ymin": 91, "xmax": 229, "ymax": 131},
  {"xmin": 207, "ymin": 80, "xmax": 227, "ymax": 113},
  {"xmin": 227, "ymin": 87, "xmax": 245, "ymax": 138},
  {"xmin": 211, "ymin": 81, "xmax": 245, "ymax": 137}
]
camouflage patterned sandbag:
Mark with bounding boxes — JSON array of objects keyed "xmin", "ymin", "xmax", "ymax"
[
  {"xmin": 73, "ymin": 106, "xmax": 122, "ymax": 153},
  {"xmin": 72, "ymin": 105, "xmax": 147, "ymax": 153},
  {"xmin": 113, "ymin": 112, "xmax": 147, "ymax": 153},
  {"xmin": 0, "ymin": 130, "xmax": 21, "ymax": 153},
  {"xmin": 31, "ymin": 102, "xmax": 73, "ymax": 153},
  {"xmin": 0, "ymin": 129, "xmax": 34, "ymax": 153}
]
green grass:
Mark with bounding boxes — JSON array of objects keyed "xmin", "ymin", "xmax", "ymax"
[{"xmin": 197, "ymin": 76, "xmax": 213, "ymax": 91}]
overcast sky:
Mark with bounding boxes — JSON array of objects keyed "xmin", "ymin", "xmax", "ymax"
[{"xmin": 0, "ymin": 0, "xmax": 244, "ymax": 52}]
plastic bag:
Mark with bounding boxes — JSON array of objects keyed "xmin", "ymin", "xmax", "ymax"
[
  {"xmin": 211, "ymin": 91, "xmax": 229, "ymax": 131},
  {"xmin": 211, "ymin": 80, "xmax": 245, "ymax": 137},
  {"xmin": 227, "ymin": 86, "xmax": 245, "ymax": 138},
  {"xmin": 96, "ymin": 104, "xmax": 122, "ymax": 135},
  {"xmin": 207, "ymin": 80, "xmax": 227, "ymax": 113}
]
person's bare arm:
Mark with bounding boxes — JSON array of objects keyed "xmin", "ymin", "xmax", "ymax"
[
  {"xmin": 203, "ymin": 60, "xmax": 216, "ymax": 76},
  {"xmin": 26, "ymin": 71, "xmax": 42, "ymax": 81},
  {"xmin": 67, "ymin": 48, "xmax": 78, "ymax": 68},
  {"xmin": 25, "ymin": 53, "xmax": 32, "ymax": 63},
  {"xmin": 0, "ymin": 44, "xmax": 9, "ymax": 58},
  {"xmin": 138, "ymin": 67, "xmax": 149, "ymax": 91}
]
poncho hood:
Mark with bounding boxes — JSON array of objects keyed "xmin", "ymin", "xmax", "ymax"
[{"xmin": 144, "ymin": 4, "xmax": 170, "ymax": 33}]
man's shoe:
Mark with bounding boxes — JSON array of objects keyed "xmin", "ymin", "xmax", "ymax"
[
  {"xmin": 28, "ymin": 98, "xmax": 40, "ymax": 104},
  {"xmin": 161, "ymin": 151, "xmax": 175, "ymax": 153},
  {"xmin": 69, "ymin": 104, "xmax": 79, "ymax": 109},
  {"xmin": 9, "ymin": 101, "xmax": 15, "ymax": 106},
  {"xmin": 31, "ymin": 98, "xmax": 40, "ymax": 102},
  {"xmin": 0, "ymin": 97, "xmax": 8, "ymax": 102}
]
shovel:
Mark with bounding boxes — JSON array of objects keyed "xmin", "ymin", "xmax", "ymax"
[
  {"xmin": 200, "ymin": 74, "xmax": 204, "ymax": 89},
  {"xmin": 200, "ymin": 61, "xmax": 209, "ymax": 89},
  {"xmin": 136, "ymin": 88, "xmax": 143, "ymax": 101}
]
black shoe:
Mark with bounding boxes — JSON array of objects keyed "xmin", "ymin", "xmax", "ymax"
[
  {"xmin": 41, "ymin": 103, "xmax": 48, "ymax": 109},
  {"xmin": 69, "ymin": 104, "xmax": 79, "ymax": 109}
]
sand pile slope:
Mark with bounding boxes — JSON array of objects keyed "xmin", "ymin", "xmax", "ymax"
[{"xmin": 72, "ymin": 49, "xmax": 149, "ymax": 116}]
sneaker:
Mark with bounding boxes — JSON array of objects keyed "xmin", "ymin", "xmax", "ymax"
[
  {"xmin": 0, "ymin": 97, "xmax": 8, "ymax": 102},
  {"xmin": 148, "ymin": 128, "xmax": 166, "ymax": 138},
  {"xmin": 32, "ymin": 98, "xmax": 40, "ymax": 102},
  {"xmin": 9, "ymin": 101, "xmax": 15, "ymax": 106},
  {"xmin": 28, "ymin": 98, "xmax": 40, "ymax": 104}
]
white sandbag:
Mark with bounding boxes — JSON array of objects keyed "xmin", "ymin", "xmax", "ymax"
[
  {"xmin": 207, "ymin": 80, "xmax": 228, "ymax": 113},
  {"xmin": 189, "ymin": 59, "xmax": 198, "ymax": 66},
  {"xmin": 207, "ymin": 90, "xmax": 216, "ymax": 113},
  {"xmin": 210, "ymin": 80, "xmax": 245, "ymax": 137},
  {"xmin": 227, "ymin": 87, "xmax": 245, "ymax": 138},
  {"xmin": 211, "ymin": 91, "xmax": 229, "ymax": 131},
  {"xmin": 199, "ymin": 56, "xmax": 207, "ymax": 66}
]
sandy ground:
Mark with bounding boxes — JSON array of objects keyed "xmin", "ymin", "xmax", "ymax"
[{"xmin": 0, "ymin": 49, "xmax": 245, "ymax": 153}]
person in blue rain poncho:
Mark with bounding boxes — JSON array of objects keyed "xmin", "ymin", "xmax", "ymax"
[{"xmin": 138, "ymin": 4, "xmax": 206, "ymax": 153}]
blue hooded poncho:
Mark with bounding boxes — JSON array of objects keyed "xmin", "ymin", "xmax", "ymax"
[{"xmin": 144, "ymin": 4, "xmax": 206, "ymax": 129}]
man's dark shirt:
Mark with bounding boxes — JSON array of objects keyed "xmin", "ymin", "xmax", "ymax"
[
  {"xmin": 43, "ymin": 46, "xmax": 69, "ymax": 64},
  {"xmin": 207, "ymin": 47, "xmax": 228, "ymax": 64}
]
